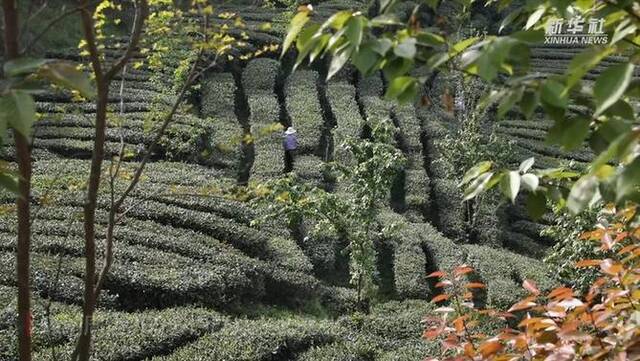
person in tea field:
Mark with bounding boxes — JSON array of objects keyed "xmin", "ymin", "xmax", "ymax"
[{"xmin": 283, "ymin": 126, "xmax": 298, "ymax": 173}]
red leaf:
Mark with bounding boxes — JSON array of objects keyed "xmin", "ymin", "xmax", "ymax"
[
  {"xmin": 466, "ymin": 282, "xmax": 486, "ymax": 289},
  {"xmin": 575, "ymin": 259, "xmax": 601, "ymax": 268},
  {"xmin": 548, "ymin": 287, "xmax": 574, "ymax": 300},
  {"xmin": 454, "ymin": 265, "xmax": 474, "ymax": 276},
  {"xmin": 508, "ymin": 297, "xmax": 537, "ymax": 312},
  {"xmin": 435, "ymin": 280, "xmax": 453, "ymax": 288},
  {"xmin": 431, "ymin": 294, "xmax": 450, "ymax": 303},
  {"xmin": 522, "ymin": 279, "xmax": 540, "ymax": 295},
  {"xmin": 427, "ymin": 271, "xmax": 446, "ymax": 278},
  {"xmin": 479, "ymin": 340, "xmax": 503, "ymax": 357},
  {"xmin": 422, "ymin": 328, "xmax": 441, "ymax": 339},
  {"xmin": 600, "ymin": 259, "xmax": 623, "ymax": 275}
]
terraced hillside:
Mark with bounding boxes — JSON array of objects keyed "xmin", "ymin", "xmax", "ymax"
[{"xmin": 0, "ymin": 2, "xmax": 566, "ymax": 360}]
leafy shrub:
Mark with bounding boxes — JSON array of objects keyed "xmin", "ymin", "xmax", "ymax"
[
  {"xmin": 265, "ymin": 236, "xmax": 313, "ymax": 273},
  {"xmin": 320, "ymin": 286, "xmax": 359, "ymax": 315},
  {"xmin": 328, "ymin": 81, "xmax": 364, "ymax": 163},
  {"xmin": 543, "ymin": 206, "xmax": 602, "ymax": 291},
  {"xmin": 431, "ymin": 179, "xmax": 467, "ymax": 241},
  {"xmin": 423, "ymin": 207, "xmax": 639, "ymax": 360},
  {"xmin": 286, "ymin": 70, "xmax": 324, "ymax": 154},
  {"xmin": 363, "ymin": 300, "xmax": 434, "ymax": 340},
  {"xmin": 463, "ymin": 244, "xmax": 555, "ymax": 309},
  {"xmin": 297, "ymin": 342, "xmax": 374, "ymax": 361},
  {"xmin": 242, "ymin": 58, "xmax": 279, "ymax": 93},
  {"xmin": 393, "ymin": 237, "xmax": 429, "ymax": 299},
  {"xmin": 32, "ymin": 307, "xmax": 226, "ymax": 361},
  {"xmin": 152, "ymin": 317, "xmax": 340, "ymax": 361}
]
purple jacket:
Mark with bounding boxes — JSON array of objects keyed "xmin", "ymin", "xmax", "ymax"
[{"xmin": 283, "ymin": 134, "xmax": 298, "ymax": 151}]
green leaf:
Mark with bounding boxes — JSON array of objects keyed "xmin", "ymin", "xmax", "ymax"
[
  {"xmin": 380, "ymin": 0, "xmax": 397, "ymax": 13},
  {"xmin": 296, "ymin": 23, "xmax": 321, "ymax": 53},
  {"xmin": 521, "ymin": 173, "xmax": 539, "ymax": 192},
  {"xmin": 464, "ymin": 172, "xmax": 495, "ymax": 201},
  {"xmin": 526, "ymin": 191, "xmax": 547, "ymax": 220},
  {"xmin": 309, "ymin": 34, "xmax": 331, "ymax": 63},
  {"xmin": 616, "ymin": 156, "xmax": 640, "ymax": 202},
  {"xmin": 594, "ymin": 63, "xmax": 634, "ymax": 116},
  {"xmin": 450, "ymin": 37, "xmax": 479, "ymax": 55},
  {"xmin": 546, "ymin": 116, "xmax": 591, "ymax": 150},
  {"xmin": 566, "ymin": 46, "xmax": 614, "ymax": 89},
  {"xmin": 370, "ymin": 14, "xmax": 401, "ymax": 27},
  {"xmin": 590, "ymin": 128, "xmax": 640, "ymax": 171},
  {"xmin": 497, "ymin": 87, "xmax": 523, "ymax": 119},
  {"xmin": 40, "ymin": 62, "xmax": 95, "ymax": 99},
  {"xmin": 500, "ymin": 170, "xmax": 521, "ymax": 203},
  {"xmin": 611, "ymin": 22, "xmax": 637, "ymax": 45},
  {"xmin": 385, "ymin": 76, "xmax": 416, "ymax": 102},
  {"xmin": 370, "ymin": 38, "xmax": 392, "ymax": 56},
  {"xmin": 0, "ymin": 91, "xmax": 36, "ymax": 137},
  {"xmin": 294, "ymin": 24, "xmax": 322, "ymax": 68},
  {"xmin": 416, "ymin": 32, "xmax": 445, "ymax": 47},
  {"xmin": 4, "ymin": 57, "xmax": 47, "ymax": 77},
  {"xmin": 345, "ymin": 15, "xmax": 364, "ymax": 49},
  {"xmin": 589, "ymin": 118, "xmax": 631, "ymax": 154},
  {"xmin": 382, "ymin": 57, "xmax": 413, "ymax": 80},
  {"xmin": 499, "ymin": 9, "xmax": 522, "ymax": 33},
  {"xmin": 394, "ymin": 38, "xmax": 417, "ymax": 59},
  {"xmin": 282, "ymin": 11, "xmax": 310, "ymax": 57},
  {"xmin": 459, "ymin": 161, "xmax": 493, "ymax": 186},
  {"xmin": 425, "ymin": 52, "xmax": 449, "ymax": 70},
  {"xmin": 397, "ymin": 80, "xmax": 418, "ymax": 104},
  {"xmin": 541, "ymin": 79, "xmax": 568, "ymax": 109},
  {"xmin": 323, "ymin": 10, "xmax": 352, "ymax": 31},
  {"xmin": 327, "ymin": 46, "xmax": 353, "ymax": 81},
  {"xmin": 0, "ymin": 172, "xmax": 19, "ymax": 195},
  {"xmin": 519, "ymin": 90, "xmax": 538, "ymax": 119},
  {"xmin": 525, "ymin": 6, "xmax": 545, "ymax": 30},
  {"xmin": 567, "ymin": 175, "xmax": 599, "ymax": 214},
  {"xmin": 352, "ymin": 44, "xmax": 380, "ymax": 75},
  {"xmin": 605, "ymin": 99, "xmax": 635, "ymax": 120},
  {"xmin": 519, "ymin": 157, "xmax": 535, "ymax": 173}
]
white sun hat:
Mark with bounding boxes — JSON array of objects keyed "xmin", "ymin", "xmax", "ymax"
[{"xmin": 285, "ymin": 127, "xmax": 297, "ymax": 134}]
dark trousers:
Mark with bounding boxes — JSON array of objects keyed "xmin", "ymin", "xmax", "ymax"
[{"xmin": 284, "ymin": 149, "xmax": 294, "ymax": 173}]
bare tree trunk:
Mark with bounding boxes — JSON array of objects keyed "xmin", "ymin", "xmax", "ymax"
[
  {"xmin": 3, "ymin": 1, "xmax": 34, "ymax": 361},
  {"xmin": 72, "ymin": 1, "xmax": 148, "ymax": 359}
]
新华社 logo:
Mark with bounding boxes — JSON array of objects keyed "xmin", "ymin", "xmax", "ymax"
[{"xmin": 545, "ymin": 16, "xmax": 609, "ymax": 45}]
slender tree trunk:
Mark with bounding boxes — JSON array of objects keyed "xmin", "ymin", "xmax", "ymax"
[
  {"xmin": 74, "ymin": 83, "xmax": 108, "ymax": 361},
  {"xmin": 72, "ymin": 1, "xmax": 148, "ymax": 358},
  {"xmin": 3, "ymin": 1, "xmax": 34, "ymax": 360}
]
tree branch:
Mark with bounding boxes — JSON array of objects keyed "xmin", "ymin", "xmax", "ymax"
[
  {"xmin": 104, "ymin": 0, "xmax": 149, "ymax": 81},
  {"xmin": 21, "ymin": 2, "xmax": 94, "ymax": 54}
]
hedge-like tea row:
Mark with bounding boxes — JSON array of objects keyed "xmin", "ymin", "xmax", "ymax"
[
  {"xmin": 393, "ymin": 104, "xmax": 422, "ymax": 153},
  {"xmin": 286, "ymin": 70, "xmax": 324, "ymax": 154},
  {"xmin": 30, "ymin": 307, "xmax": 226, "ymax": 361},
  {"xmin": 200, "ymin": 72, "xmax": 243, "ymax": 169},
  {"xmin": 327, "ymin": 79, "xmax": 363, "ymax": 163},
  {"xmin": 243, "ymin": 58, "xmax": 284, "ymax": 179},
  {"xmin": 464, "ymin": 244, "xmax": 557, "ymax": 310},
  {"xmin": 152, "ymin": 317, "xmax": 340, "ymax": 361},
  {"xmin": 0, "ymin": 251, "xmax": 120, "ymax": 308}
]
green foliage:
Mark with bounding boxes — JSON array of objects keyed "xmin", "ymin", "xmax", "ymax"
[
  {"xmin": 543, "ymin": 206, "xmax": 603, "ymax": 291},
  {"xmin": 284, "ymin": 0, "xmax": 640, "ymax": 219},
  {"xmin": 251, "ymin": 117, "xmax": 405, "ymax": 304},
  {"xmin": 152, "ymin": 317, "xmax": 340, "ymax": 361}
]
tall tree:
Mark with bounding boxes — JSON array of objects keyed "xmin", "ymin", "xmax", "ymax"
[
  {"xmin": 72, "ymin": 1, "xmax": 149, "ymax": 359},
  {"xmin": 2, "ymin": 1, "xmax": 33, "ymax": 360}
]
